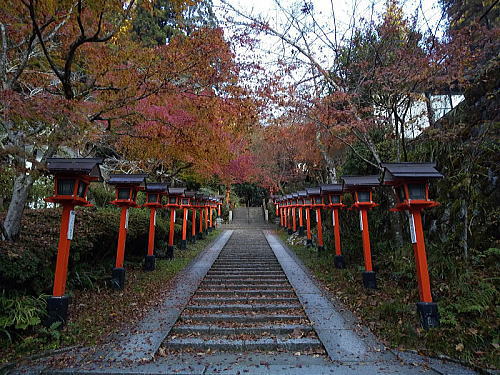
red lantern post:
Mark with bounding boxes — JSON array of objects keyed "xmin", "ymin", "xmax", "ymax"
[
  {"xmin": 166, "ymin": 187, "xmax": 186, "ymax": 259},
  {"xmin": 320, "ymin": 184, "xmax": 346, "ymax": 268},
  {"xmin": 297, "ymin": 191, "xmax": 306, "ymax": 236},
  {"xmin": 180, "ymin": 191, "xmax": 194, "ymax": 249},
  {"xmin": 44, "ymin": 158, "xmax": 103, "ymax": 326},
  {"xmin": 342, "ymin": 175, "xmax": 380, "ymax": 289},
  {"xmin": 142, "ymin": 182, "xmax": 168, "ymax": 271},
  {"xmin": 307, "ymin": 187, "xmax": 325, "ymax": 253},
  {"xmin": 303, "ymin": 193, "xmax": 313, "ymax": 247},
  {"xmin": 381, "ymin": 162, "xmax": 443, "ymax": 329},
  {"xmin": 108, "ymin": 174, "xmax": 148, "ymax": 290},
  {"xmin": 291, "ymin": 193, "xmax": 298, "ymax": 233},
  {"xmin": 190, "ymin": 196, "xmax": 198, "ymax": 243}
]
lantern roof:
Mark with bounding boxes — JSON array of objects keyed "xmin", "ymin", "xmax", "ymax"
[
  {"xmin": 46, "ymin": 157, "xmax": 103, "ymax": 180},
  {"xmin": 108, "ymin": 173, "xmax": 147, "ymax": 186},
  {"xmin": 341, "ymin": 175, "xmax": 380, "ymax": 191},
  {"xmin": 380, "ymin": 162, "xmax": 443, "ymax": 183},
  {"xmin": 144, "ymin": 182, "xmax": 168, "ymax": 193},
  {"xmin": 286, "ymin": 194, "xmax": 293, "ymax": 200},
  {"xmin": 184, "ymin": 191, "xmax": 196, "ymax": 198},
  {"xmin": 195, "ymin": 192, "xmax": 207, "ymax": 199},
  {"xmin": 297, "ymin": 191, "xmax": 307, "ymax": 197},
  {"xmin": 292, "ymin": 193, "xmax": 299, "ymax": 198},
  {"xmin": 168, "ymin": 187, "xmax": 186, "ymax": 196},
  {"xmin": 320, "ymin": 184, "xmax": 343, "ymax": 194},
  {"xmin": 306, "ymin": 187, "xmax": 321, "ymax": 196},
  {"xmin": 270, "ymin": 194, "xmax": 279, "ymax": 199}
]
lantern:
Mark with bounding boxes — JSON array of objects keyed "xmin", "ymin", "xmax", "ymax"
[
  {"xmin": 44, "ymin": 158, "xmax": 103, "ymax": 327},
  {"xmin": 142, "ymin": 182, "xmax": 168, "ymax": 271},
  {"xmin": 341, "ymin": 175, "xmax": 380, "ymax": 289},
  {"xmin": 296, "ymin": 191, "xmax": 307, "ymax": 236},
  {"xmin": 381, "ymin": 162, "xmax": 443, "ymax": 329},
  {"xmin": 108, "ymin": 174, "xmax": 148, "ymax": 290},
  {"xmin": 320, "ymin": 184, "xmax": 346, "ymax": 268}
]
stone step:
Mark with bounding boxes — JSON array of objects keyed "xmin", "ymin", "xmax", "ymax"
[
  {"xmin": 209, "ymin": 267, "xmax": 283, "ymax": 272},
  {"xmin": 163, "ymin": 337, "xmax": 323, "ymax": 352},
  {"xmin": 202, "ymin": 278, "xmax": 288, "ymax": 284},
  {"xmin": 180, "ymin": 313, "xmax": 306, "ymax": 323},
  {"xmin": 194, "ymin": 290, "xmax": 296, "ymax": 296},
  {"xmin": 185, "ymin": 303, "xmax": 301, "ymax": 312},
  {"xmin": 191, "ymin": 297, "xmax": 299, "ymax": 303},
  {"xmin": 200, "ymin": 284, "xmax": 291, "ymax": 289},
  {"xmin": 171, "ymin": 324, "xmax": 313, "ymax": 335}
]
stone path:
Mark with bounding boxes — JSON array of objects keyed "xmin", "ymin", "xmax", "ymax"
[
  {"xmin": 161, "ymin": 230, "xmax": 324, "ymax": 354},
  {"xmin": 10, "ymin": 223, "xmax": 481, "ymax": 375}
]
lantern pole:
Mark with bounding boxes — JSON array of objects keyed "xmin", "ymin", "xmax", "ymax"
[
  {"xmin": 191, "ymin": 207, "xmax": 197, "ymax": 243},
  {"xmin": 144, "ymin": 207, "xmax": 156, "ymax": 271},
  {"xmin": 181, "ymin": 206, "xmax": 188, "ymax": 249},
  {"xmin": 316, "ymin": 207, "xmax": 324, "ymax": 253},
  {"xmin": 167, "ymin": 206, "xmax": 175, "ymax": 259},
  {"xmin": 111, "ymin": 206, "xmax": 128, "ymax": 289},
  {"xmin": 51, "ymin": 204, "xmax": 73, "ymax": 298},
  {"xmin": 287, "ymin": 205, "xmax": 293, "ymax": 234},
  {"xmin": 292, "ymin": 204, "xmax": 297, "ymax": 233},
  {"xmin": 298, "ymin": 205, "xmax": 304, "ymax": 236},
  {"xmin": 199, "ymin": 206, "xmax": 204, "ymax": 239},
  {"xmin": 360, "ymin": 207, "xmax": 376, "ymax": 289},
  {"xmin": 332, "ymin": 208, "xmax": 345, "ymax": 268},
  {"xmin": 305, "ymin": 207, "xmax": 312, "ymax": 246},
  {"xmin": 204, "ymin": 205, "xmax": 209, "ymax": 235}
]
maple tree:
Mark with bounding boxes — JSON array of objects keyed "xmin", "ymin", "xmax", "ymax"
[{"xmin": 0, "ymin": 1, "xmax": 258, "ymax": 240}]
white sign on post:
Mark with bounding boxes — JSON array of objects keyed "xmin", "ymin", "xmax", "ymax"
[
  {"xmin": 359, "ymin": 211, "xmax": 363, "ymax": 231},
  {"xmin": 153, "ymin": 210, "xmax": 157, "ymax": 226},
  {"xmin": 409, "ymin": 214, "xmax": 417, "ymax": 244},
  {"xmin": 332, "ymin": 211, "xmax": 336, "ymax": 226},
  {"xmin": 67, "ymin": 210, "xmax": 76, "ymax": 240},
  {"xmin": 125, "ymin": 208, "xmax": 129, "ymax": 230},
  {"xmin": 316, "ymin": 210, "xmax": 319, "ymax": 222},
  {"xmin": 173, "ymin": 210, "xmax": 176, "ymax": 222}
]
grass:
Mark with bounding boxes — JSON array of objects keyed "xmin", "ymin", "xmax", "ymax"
[
  {"xmin": 0, "ymin": 229, "xmax": 221, "ymax": 365},
  {"xmin": 278, "ymin": 230, "xmax": 499, "ymax": 371}
]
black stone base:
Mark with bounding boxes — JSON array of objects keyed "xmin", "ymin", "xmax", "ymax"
[
  {"xmin": 417, "ymin": 302, "xmax": 440, "ymax": 330},
  {"xmin": 111, "ymin": 267, "xmax": 126, "ymax": 290},
  {"xmin": 362, "ymin": 271, "xmax": 377, "ymax": 289},
  {"xmin": 334, "ymin": 255, "xmax": 346, "ymax": 269},
  {"xmin": 197, "ymin": 232, "xmax": 204, "ymax": 240},
  {"xmin": 180, "ymin": 239, "xmax": 187, "ymax": 249},
  {"xmin": 144, "ymin": 255, "xmax": 155, "ymax": 271},
  {"xmin": 188, "ymin": 235, "xmax": 196, "ymax": 244},
  {"xmin": 166, "ymin": 245, "xmax": 174, "ymax": 259},
  {"xmin": 44, "ymin": 296, "xmax": 69, "ymax": 328},
  {"xmin": 298, "ymin": 226, "xmax": 305, "ymax": 236},
  {"xmin": 306, "ymin": 239, "xmax": 313, "ymax": 247},
  {"xmin": 317, "ymin": 246, "xmax": 325, "ymax": 254},
  {"xmin": 288, "ymin": 228, "xmax": 293, "ymax": 235},
  {"xmin": 363, "ymin": 271, "xmax": 377, "ymax": 289}
]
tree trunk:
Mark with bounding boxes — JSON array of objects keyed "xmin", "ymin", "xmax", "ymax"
[
  {"xmin": 387, "ymin": 191, "xmax": 404, "ymax": 249},
  {"xmin": 315, "ymin": 130, "xmax": 337, "ymax": 182},
  {"xmin": 2, "ymin": 172, "xmax": 34, "ymax": 240}
]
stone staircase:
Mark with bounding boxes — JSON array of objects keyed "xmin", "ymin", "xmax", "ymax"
[
  {"xmin": 224, "ymin": 206, "xmax": 271, "ymax": 229},
  {"xmin": 161, "ymin": 229, "xmax": 324, "ymax": 354}
]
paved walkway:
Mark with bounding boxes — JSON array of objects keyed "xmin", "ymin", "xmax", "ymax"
[{"xmin": 11, "ymin": 227, "xmax": 480, "ymax": 375}]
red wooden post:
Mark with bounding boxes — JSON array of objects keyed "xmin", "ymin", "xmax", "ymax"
[
  {"xmin": 316, "ymin": 207, "xmax": 324, "ymax": 252},
  {"xmin": 305, "ymin": 207, "xmax": 312, "ymax": 246},
  {"xmin": 360, "ymin": 208, "xmax": 373, "ymax": 272},
  {"xmin": 181, "ymin": 207, "xmax": 188, "ymax": 249},
  {"xmin": 168, "ymin": 207, "xmax": 175, "ymax": 258},
  {"xmin": 332, "ymin": 208, "xmax": 346, "ymax": 268},
  {"xmin": 292, "ymin": 206, "xmax": 297, "ymax": 233},
  {"xmin": 199, "ymin": 207, "xmax": 204, "ymax": 238},
  {"xmin": 412, "ymin": 210, "xmax": 432, "ymax": 302},
  {"xmin": 52, "ymin": 204, "xmax": 73, "ymax": 297},
  {"xmin": 147, "ymin": 208, "xmax": 156, "ymax": 257},
  {"xmin": 115, "ymin": 206, "xmax": 128, "ymax": 269},
  {"xmin": 191, "ymin": 208, "xmax": 197, "ymax": 242}
]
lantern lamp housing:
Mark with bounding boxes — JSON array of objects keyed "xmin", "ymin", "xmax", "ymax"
[
  {"xmin": 45, "ymin": 158, "xmax": 103, "ymax": 206},
  {"xmin": 306, "ymin": 187, "xmax": 323, "ymax": 207},
  {"xmin": 166, "ymin": 187, "xmax": 186, "ymax": 208},
  {"xmin": 341, "ymin": 175, "xmax": 380, "ymax": 209},
  {"xmin": 143, "ymin": 182, "xmax": 168, "ymax": 208},
  {"xmin": 320, "ymin": 184, "xmax": 343, "ymax": 208},
  {"xmin": 108, "ymin": 174, "xmax": 148, "ymax": 207},
  {"xmin": 380, "ymin": 162, "xmax": 443, "ymax": 211}
]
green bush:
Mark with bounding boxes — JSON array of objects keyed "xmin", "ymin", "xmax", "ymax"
[{"xmin": 0, "ymin": 293, "xmax": 47, "ymax": 342}]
